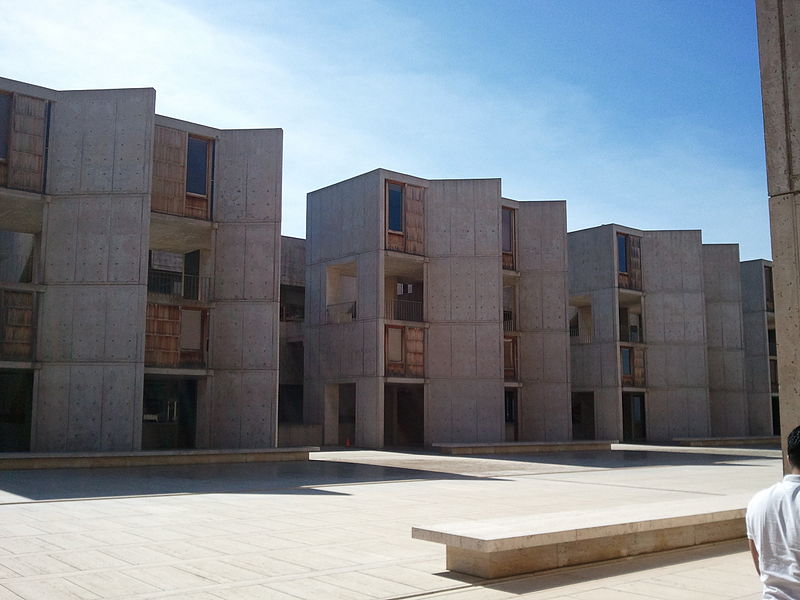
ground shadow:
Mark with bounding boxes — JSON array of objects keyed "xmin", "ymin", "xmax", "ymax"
[{"xmin": 0, "ymin": 457, "xmax": 499, "ymax": 503}]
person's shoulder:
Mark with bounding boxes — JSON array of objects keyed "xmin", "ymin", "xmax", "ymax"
[{"xmin": 747, "ymin": 484, "xmax": 779, "ymax": 513}]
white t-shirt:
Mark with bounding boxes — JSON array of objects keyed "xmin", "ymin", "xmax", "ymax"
[{"xmin": 746, "ymin": 475, "xmax": 800, "ymax": 600}]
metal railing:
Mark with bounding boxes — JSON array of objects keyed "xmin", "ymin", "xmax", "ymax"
[
  {"xmin": 326, "ymin": 301, "xmax": 356, "ymax": 323},
  {"xmin": 503, "ymin": 310, "xmax": 516, "ymax": 332},
  {"xmin": 147, "ymin": 271, "xmax": 211, "ymax": 302},
  {"xmin": 386, "ymin": 299, "xmax": 423, "ymax": 322}
]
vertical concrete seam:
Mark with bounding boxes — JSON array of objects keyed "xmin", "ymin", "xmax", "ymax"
[{"xmin": 778, "ymin": 0, "xmax": 795, "ymax": 191}]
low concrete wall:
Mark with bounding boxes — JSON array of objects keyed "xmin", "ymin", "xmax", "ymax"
[
  {"xmin": 433, "ymin": 440, "xmax": 616, "ymax": 455},
  {"xmin": 0, "ymin": 447, "xmax": 318, "ymax": 470},
  {"xmin": 673, "ymin": 436, "xmax": 780, "ymax": 447}
]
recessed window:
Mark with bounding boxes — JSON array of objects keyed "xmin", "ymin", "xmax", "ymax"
[
  {"xmin": 617, "ymin": 234, "xmax": 628, "ymax": 273},
  {"xmin": 186, "ymin": 136, "xmax": 210, "ymax": 197},
  {"xmin": 387, "ymin": 326, "xmax": 404, "ymax": 363},
  {"xmin": 621, "ymin": 347, "xmax": 633, "ymax": 376},
  {"xmin": 502, "ymin": 208, "xmax": 514, "ymax": 253},
  {"xmin": 0, "ymin": 93, "xmax": 10, "ymax": 160},
  {"xmin": 388, "ymin": 183, "xmax": 403, "ymax": 232}
]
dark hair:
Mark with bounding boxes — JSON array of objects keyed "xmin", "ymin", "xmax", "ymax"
[{"xmin": 788, "ymin": 426, "xmax": 800, "ymax": 467}]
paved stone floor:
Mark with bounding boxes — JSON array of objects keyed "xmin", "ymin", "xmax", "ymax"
[{"xmin": 0, "ymin": 444, "xmax": 782, "ymax": 599}]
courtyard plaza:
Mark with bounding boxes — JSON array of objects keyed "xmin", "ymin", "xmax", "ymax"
[{"xmin": 0, "ymin": 444, "xmax": 781, "ymax": 599}]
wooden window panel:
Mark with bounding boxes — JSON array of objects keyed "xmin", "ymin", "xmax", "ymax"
[
  {"xmin": 8, "ymin": 94, "xmax": 47, "ymax": 193},
  {"xmin": 145, "ymin": 303, "xmax": 180, "ymax": 367},
  {"xmin": 152, "ymin": 126, "xmax": 187, "ymax": 216},
  {"xmin": 405, "ymin": 326, "xmax": 424, "ymax": 377},
  {"xmin": 405, "ymin": 184, "xmax": 425, "ymax": 255},
  {"xmin": 0, "ymin": 290, "xmax": 35, "ymax": 360}
]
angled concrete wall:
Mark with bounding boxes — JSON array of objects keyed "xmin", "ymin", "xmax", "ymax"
[
  {"xmin": 516, "ymin": 200, "xmax": 571, "ymax": 441},
  {"xmin": 741, "ymin": 259, "xmax": 775, "ymax": 435},
  {"xmin": 756, "ymin": 0, "xmax": 800, "ymax": 464},
  {"xmin": 305, "ymin": 170, "xmax": 383, "ymax": 446},
  {"xmin": 702, "ymin": 244, "xmax": 748, "ymax": 436},
  {"xmin": 425, "ymin": 178, "xmax": 504, "ymax": 443},
  {"xmin": 35, "ymin": 87, "xmax": 155, "ymax": 451},
  {"xmin": 642, "ymin": 230, "xmax": 710, "ymax": 440},
  {"xmin": 208, "ymin": 128, "xmax": 282, "ymax": 449},
  {"xmin": 568, "ymin": 225, "xmax": 621, "ymax": 440}
]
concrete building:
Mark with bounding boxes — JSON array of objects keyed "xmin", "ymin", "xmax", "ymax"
[
  {"xmin": 0, "ymin": 77, "xmax": 282, "ymax": 452},
  {"xmin": 568, "ymin": 224, "xmax": 748, "ymax": 442},
  {"xmin": 741, "ymin": 259, "xmax": 780, "ymax": 436},
  {"xmin": 303, "ymin": 169, "xmax": 571, "ymax": 448},
  {"xmin": 756, "ymin": 0, "xmax": 800, "ymax": 463}
]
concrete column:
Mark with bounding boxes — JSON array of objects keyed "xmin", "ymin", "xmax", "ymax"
[
  {"xmin": 756, "ymin": 0, "xmax": 800, "ymax": 467},
  {"xmin": 208, "ymin": 128, "xmax": 282, "ymax": 449},
  {"xmin": 33, "ymin": 88, "xmax": 155, "ymax": 451}
]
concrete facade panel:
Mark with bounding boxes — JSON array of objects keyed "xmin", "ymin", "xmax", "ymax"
[{"xmin": 427, "ymin": 324, "xmax": 452, "ymax": 378}]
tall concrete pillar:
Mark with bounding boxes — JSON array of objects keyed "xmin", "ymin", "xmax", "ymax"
[
  {"xmin": 34, "ymin": 88, "xmax": 155, "ymax": 451},
  {"xmin": 756, "ymin": 0, "xmax": 800, "ymax": 467},
  {"xmin": 208, "ymin": 128, "xmax": 282, "ymax": 448}
]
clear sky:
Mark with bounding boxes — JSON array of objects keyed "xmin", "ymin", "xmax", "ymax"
[{"xmin": 2, "ymin": 0, "xmax": 769, "ymax": 259}]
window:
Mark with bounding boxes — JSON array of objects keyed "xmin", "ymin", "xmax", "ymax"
[
  {"xmin": 765, "ymin": 265, "xmax": 775, "ymax": 311},
  {"xmin": 186, "ymin": 136, "xmax": 210, "ymax": 197},
  {"xmin": 502, "ymin": 208, "xmax": 514, "ymax": 253},
  {"xmin": 388, "ymin": 183, "xmax": 403, "ymax": 232},
  {"xmin": 504, "ymin": 392, "xmax": 517, "ymax": 423},
  {"xmin": 617, "ymin": 233, "xmax": 628, "ymax": 273},
  {"xmin": 0, "ymin": 93, "xmax": 10, "ymax": 160},
  {"xmin": 621, "ymin": 347, "xmax": 633, "ymax": 376},
  {"xmin": 387, "ymin": 326, "xmax": 404, "ymax": 363},
  {"xmin": 396, "ymin": 282, "xmax": 413, "ymax": 295}
]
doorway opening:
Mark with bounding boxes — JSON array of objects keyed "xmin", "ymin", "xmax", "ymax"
[
  {"xmin": 622, "ymin": 392, "xmax": 646, "ymax": 442},
  {"xmin": 571, "ymin": 392, "xmax": 595, "ymax": 440},
  {"xmin": 142, "ymin": 378, "xmax": 197, "ymax": 450},
  {"xmin": 337, "ymin": 383, "xmax": 356, "ymax": 446},
  {"xmin": 384, "ymin": 384, "xmax": 424, "ymax": 446},
  {"xmin": 504, "ymin": 389, "xmax": 518, "ymax": 441},
  {"xmin": 0, "ymin": 371, "xmax": 32, "ymax": 451}
]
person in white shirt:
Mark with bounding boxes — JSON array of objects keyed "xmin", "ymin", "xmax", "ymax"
[{"xmin": 746, "ymin": 425, "xmax": 800, "ymax": 600}]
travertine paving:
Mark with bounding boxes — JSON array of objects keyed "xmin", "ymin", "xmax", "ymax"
[{"xmin": 0, "ymin": 445, "xmax": 781, "ymax": 599}]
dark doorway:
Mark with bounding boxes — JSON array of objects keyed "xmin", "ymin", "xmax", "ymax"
[
  {"xmin": 504, "ymin": 389, "xmax": 518, "ymax": 441},
  {"xmin": 571, "ymin": 392, "xmax": 595, "ymax": 440},
  {"xmin": 622, "ymin": 392, "xmax": 646, "ymax": 442},
  {"xmin": 772, "ymin": 395, "xmax": 781, "ymax": 436},
  {"xmin": 338, "ymin": 383, "xmax": 356, "ymax": 446},
  {"xmin": 0, "ymin": 371, "xmax": 32, "ymax": 451},
  {"xmin": 142, "ymin": 379, "xmax": 197, "ymax": 450},
  {"xmin": 384, "ymin": 384, "xmax": 424, "ymax": 446}
]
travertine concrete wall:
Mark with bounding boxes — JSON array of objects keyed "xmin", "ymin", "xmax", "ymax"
[
  {"xmin": 35, "ymin": 88, "xmax": 155, "ymax": 451},
  {"xmin": 642, "ymin": 230, "xmax": 710, "ymax": 440},
  {"xmin": 208, "ymin": 128, "xmax": 283, "ymax": 448},
  {"xmin": 568, "ymin": 226, "xmax": 620, "ymax": 440},
  {"xmin": 426, "ymin": 178, "xmax": 505, "ymax": 443},
  {"xmin": 305, "ymin": 171, "xmax": 383, "ymax": 446},
  {"xmin": 741, "ymin": 259, "xmax": 775, "ymax": 435},
  {"xmin": 756, "ymin": 0, "xmax": 800, "ymax": 463},
  {"xmin": 280, "ymin": 236, "xmax": 306, "ymax": 288},
  {"xmin": 702, "ymin": 244, "xmax": 748, "ymax": 436},
  {"xmin": 516, "ymin": 201, "xmax": 570, "ymax": 440}
]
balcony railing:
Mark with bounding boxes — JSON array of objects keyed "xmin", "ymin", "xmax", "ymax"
[
  {"xmin": 280, "ymin": 304, "xmax": 305, "ymax": 322},
  {"xmin": 503, "ymin": 310, "xmax": 516, "ymax": 332},
  {"xmin": 147, "ymin": 271, "xmax": 211, "ymax": 302},
  {"xmin": 0, "ymin": 289, "xmax": 36, "ymax": 361},
  {"xmin": 327, "ymin": 301, "xmax": 356, "ymax": 323},
  {"xmin": 386, "ymin": 299, "xmax": 423, "ymax": 322}
]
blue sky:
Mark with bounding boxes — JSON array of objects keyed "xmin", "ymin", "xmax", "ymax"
[{"xmin": 2, "ymin": 1, "xmax": 769, "ymax": 259}]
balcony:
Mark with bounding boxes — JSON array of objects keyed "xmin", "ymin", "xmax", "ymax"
[
  {"xmin": 147, "ymin": 271, "xmax": 211, "ymax": 303},
  {"xmin": 326, "ymin": 301, "xmax": 356, "ymax": 324},
  {"xmin": 280, "ymin": 304, "xmax": 305, "ymax": 322},
  {"xmin": 504, "ymin": 336, "xmax": 517, "ymax": 381},
  {"xmin": 503, "ymin": 310, "xmax": 516, "ymax": 332},
  {"xmin": 0, "ymin": 289, "xmax": 35, "ymax": 361},
  {"xmin": 386, "ymin": 299, "xmax": 423, "ymax": 322}
]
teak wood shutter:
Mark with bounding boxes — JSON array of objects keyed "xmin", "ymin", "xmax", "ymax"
[
  {"xmin": 8, "ymin": 94, "xmax": 47, "ymax": 193},
  {"xmin": 146, "ymin": 303, "xmax": 180, "ymax": 367},
  {"xmin": 404, "ymin": 185, "xmax": 424, "ymax": 255},
  {"xmin": 628, "ymin": 235, "xmax": 642, "ymax": 290},
  {"xmin": 405, "ymin": 326, "xmax": 424, "ymax": 377},
  {"xmin": 152, "ymin": 126, "xmax": 187, "ymax": 215}
]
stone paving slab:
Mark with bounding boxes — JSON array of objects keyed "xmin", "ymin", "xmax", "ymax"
[{"xmin": 0, "ymin": 446, "xmax": 780, "ymax": 599}]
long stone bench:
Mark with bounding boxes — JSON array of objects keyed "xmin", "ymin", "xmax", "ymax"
[
  {"xmin": 412, "ymin": 494, "xmax": 750, "ymax": 579},
  {"xmin": 673, "ymin": 436, "xmax": 780, "ymax": 447},
  {"xmin": 433, "ymin": 440, "xmax": 616, "ymax": 455},
  {"xmin": 0, "ymin": 447, "xmax": 319, "ymax": 470}
]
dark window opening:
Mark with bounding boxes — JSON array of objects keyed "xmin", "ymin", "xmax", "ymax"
[
  {"xmin": 617, "ymin": 233, "xmax": 628, "ymax": 273},
  {"xmin": 502, "ymin": 207, "xmax": 514, "ymax": 253},
  {"xmin": 186, "ymin": 136, "xmax": 210, "ymax": 196},
  {"xmin": 0, "ymin": 371, "xmax": 32, "ymax": 451},
  {"xmin": 772, "ymin": 395, "xmax": 781, "ymax": 436},
  {"xmin": 621, "ymin": 347, "xmax": 633, "ymax": 376},
  {"xmin": 141, "ymin": 379, "xmax": 197, "ymax": 450},
  {"xmin": 0, "ymin": 93, "xmax": 11, "ymax": 161},
  {"xmin": 622, "ymin": 392, "xmax": 646, "ymax": 442},
  {"xmin": 388, "ymin": 183, "xmax": 403, "ymax": 232},
  {"xmin": 765, "ymin": 265, "xmax": 775, "ymax": 311},
  {"xmin": 768, "ymin": 328, "xmax": 777, "ymax": 357}
]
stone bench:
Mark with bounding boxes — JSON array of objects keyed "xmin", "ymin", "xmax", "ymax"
[
  {"xmin": 412, "ymin": 494, "xmax": 750, "ymax": 579},
  {"xmin": 0, "ymin": 447, "xmax": 319, "ymax": 470},
  {"xmin": 433, "ymin": 440, "xmax": 616, "ymax": 455}
]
